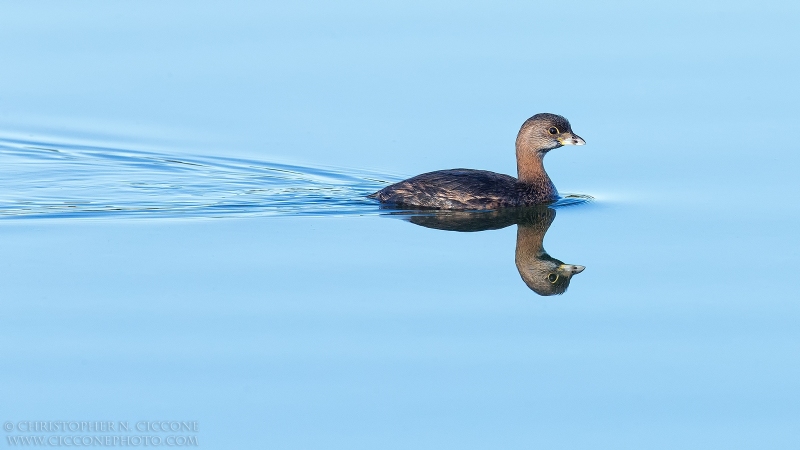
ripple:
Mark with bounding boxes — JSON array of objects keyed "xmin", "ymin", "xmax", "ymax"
[
  {"xmin": 0, "ymin": 136, "xmax": 593, "ymax": 220},
  {"xmin": 551, "ymin": 194, "xmax": 594, "ymax": 208},
  {"xmin": 0, "ymin": 137, "xmax": 392, "ymax": 220}
]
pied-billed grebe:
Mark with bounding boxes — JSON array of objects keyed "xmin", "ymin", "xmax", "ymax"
[{"xmin": 368, "ymin": 113, "xmax": 585, "ymax": 209}]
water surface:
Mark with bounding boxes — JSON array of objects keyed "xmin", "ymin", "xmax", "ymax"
[{"xmin": 1, "ymin": 1, "xmax": 799, "ymax": 449}]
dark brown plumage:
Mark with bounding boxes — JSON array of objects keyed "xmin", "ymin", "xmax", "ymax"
[{"xmin": 368, "ymin": 113, "xmax": 585, "ymax": 210}]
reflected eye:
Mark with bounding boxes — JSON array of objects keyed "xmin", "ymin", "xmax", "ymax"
[
  {"xmin": 548, "ymin": 273, "xmax": 559, "ymax": 283},
  {"xmin": 548, "ymin": 127, "xmax": 559, "ymax": 135}
]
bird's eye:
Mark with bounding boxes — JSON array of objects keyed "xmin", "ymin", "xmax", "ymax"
[
  {"xmin": 548, "ymin": 127, "xmax": 559, "ymax": 135},
  {"xmin": 548, "ymin": 273, "xmax": 559, "ymax": 283}
]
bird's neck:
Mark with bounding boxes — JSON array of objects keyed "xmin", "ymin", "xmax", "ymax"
[
  {"xmin": 516, "ymin": 146, "xmax": 556, "ymax": 195},
  {"xmin": 514, "ymin": 208, "xmax": 555, "ymax": 261},
  {"xmin": 515, "ymin": 224, "xmax": 547, "ymax": 264}
]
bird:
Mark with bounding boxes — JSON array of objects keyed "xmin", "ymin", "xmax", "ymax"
[{"xmin": 368, "ymin": 113, "xmax": 585, "ymax": 210}]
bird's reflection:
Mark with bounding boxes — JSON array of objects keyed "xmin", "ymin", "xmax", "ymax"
[{"xmin": 395, "ymin": 206, "xmax": 584, "ymax": 296}]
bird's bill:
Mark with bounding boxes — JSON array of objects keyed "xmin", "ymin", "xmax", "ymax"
[
  {"xmin": 559, "ymin": 133, "xmax": 586, "ymax": 146},
  {"xmin": 559, "ymin": 264, "xmax": 585, "ymax": 274}
]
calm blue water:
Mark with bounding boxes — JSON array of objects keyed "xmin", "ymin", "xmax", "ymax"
[{"xmin": 2, "ymin": 1, "xmax": 799, "ymax": 449}]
